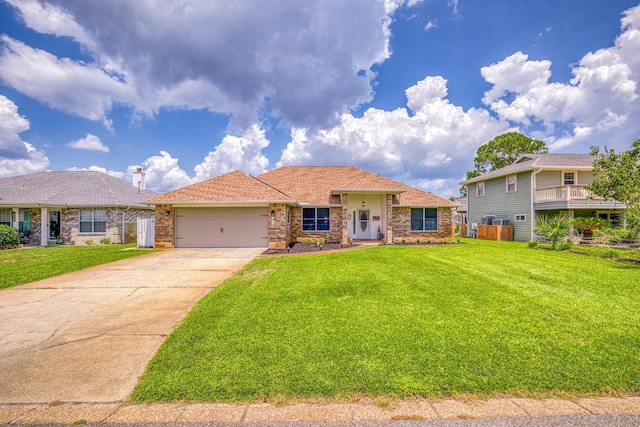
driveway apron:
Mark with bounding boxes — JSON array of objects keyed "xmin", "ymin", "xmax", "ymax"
[{"xmin": 0, "ymin": 248, "xmax": 262, "ymax": 404}]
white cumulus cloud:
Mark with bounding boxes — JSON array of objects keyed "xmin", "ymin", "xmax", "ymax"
[
  {"xmin": 0, "ymin": 95, "xmax": 49, "ymax": 177},
  {"xmin": 67, "ymin": 134, "xmax": 109, "ymax": 152}
]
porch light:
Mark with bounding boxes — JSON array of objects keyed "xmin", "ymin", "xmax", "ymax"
[
  {"xmin": 165, "ymin": 210, "xmax": 171, "ymax": 216},
  {"xmin": 362, "ymin": 200, "xmax": 365, "ymax": 207}
]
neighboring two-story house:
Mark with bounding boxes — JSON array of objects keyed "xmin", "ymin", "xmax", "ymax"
[{"xmin": 461, "ymin": 154, "xmax": 626, "ymax": 242}]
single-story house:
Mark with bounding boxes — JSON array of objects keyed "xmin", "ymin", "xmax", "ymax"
[
  {"xmin": 0, "ymin": 170, "xmax": 156, "ymax": 246},
  {"xmin": 460, "ymin": 153, "xmax": 626, "ymax": 242},
  {"xmin": 145, "ymin": 166, "xmax": 455, "ymax": 249}
]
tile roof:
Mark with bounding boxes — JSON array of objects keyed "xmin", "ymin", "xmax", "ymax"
[
  {"xmin": 0, "ymin": 171, "xmax": 157, "ymax": 208},
  {"xmin": 462, "ymin": 154, "xmax": 599, "ymax": 184},
  {"xmin": 145, "ymin": 170, "xmax": 293, "ymax": 204}
]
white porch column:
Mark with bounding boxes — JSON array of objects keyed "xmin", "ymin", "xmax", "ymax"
[
  {"xmin": 40, "ymin": 207, "xmax": 48, "ymax": 246},
  {"xmin": 11, "ymin": 208, "xmax": 19, "ymax": 230}
]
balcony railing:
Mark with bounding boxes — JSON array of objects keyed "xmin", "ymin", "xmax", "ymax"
[
  {"xmin": 535, "ymin": 185, "xmax": 605, "ymax": 203},
  {"xmin": 454, "ymin": 197, "xmax": 467, "ymax": 210}
]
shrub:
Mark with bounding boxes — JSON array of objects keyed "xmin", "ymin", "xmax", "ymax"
[
  {"xmin": 527, "ymin": 240, "xmax": 538, "ymax": 248},
  {"xmin": 85, "ymin": 238, "xmax": 94, "ymax": 246},
  {"xmin": 0, "ymin": 225, "xmax": 20, "ymax": 249},
  {"xmin": 604, "ymin": 227, "xmax": 637, "ymax": 243},
  {"xmin": 100, "ymin": 237, "xmax": 112, "ymax": 245},
  {"xmin": 557, "ymin": 242, "xmax": 573, "ymax": 251},
  {"xmin": 534, "ymin": 215, "xmax": 572, "ymax": 249},
  {"xmin": 573, "ymin": 216, "xmax": 610, "ymax": 237}
]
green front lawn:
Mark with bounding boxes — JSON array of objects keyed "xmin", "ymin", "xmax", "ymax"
[
  {"xmin": 0, "ymin": 244, "xmax": 156, "ymax": 290},
  {"xmin": 131, "ymin": 239, "xmax": 640, "ymax": 402}
]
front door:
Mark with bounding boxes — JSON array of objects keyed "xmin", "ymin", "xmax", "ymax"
[
  {"xmin": 49, "ymin": 210, "xmax": 60, "ymax": 240},
  {"xmin": 356, "ymin": 210, "xmax": 370, "ymax": 239}
]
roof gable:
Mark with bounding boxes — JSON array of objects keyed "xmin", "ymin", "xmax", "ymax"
[
  {"xmin": 145, "ymin": 170, "xmax": 292, "ymax": 204},
  {"xmin": 0, "ymin": 171, "xmax": 157, "ymax": 208}
]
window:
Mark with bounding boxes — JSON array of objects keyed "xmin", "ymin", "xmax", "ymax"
[
  {"xmin": 598, "ymin": 212, "xmax": 621, "ymax": 228},
  {"xmin": 411, "ymin": 208, "xmax": 438, "ymax": 231},
  {"xmin": 19, "ymin": 210, "xmax": 30, "ymax": 233},
  {"xmin": 0, "ymin": 209, "xmax": 10, "ymax": 226},
  {"xmin": 563, "ymin": 172, "xmax": 575, "ymax": 185},
  {"xmin": 515, "ymin": 214, "xmax": 526, "ymax": 222},
  {"xmin": 79, "ymin": 209, "xmax": 106, "ymax": 233},
  {"xmin": 302, "ymin": 207, "xmax": 330, "ymax": 231},
  {"xmin": 506, "ymin": 175, "xmax": 517, "ymax": 192},
  {"xmin": 477, "ymin": 182, "xmax": 485, "ymax": 197}
]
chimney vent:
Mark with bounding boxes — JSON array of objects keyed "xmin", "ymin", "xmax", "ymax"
[{"xmin": 133, "ymin": 167, "xmax": 146, "ymax": 192}]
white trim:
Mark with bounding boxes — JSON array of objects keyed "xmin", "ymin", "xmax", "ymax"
[
  {"xmin": 476, "ymin": 182, "xmax": 485, "ymax": 197},
  {"xmin": 506, "ymin": 175, "xmax": 517, "ymax": 193},
  {"xmin": 562, "ymin": 171, "xmax": 576, "ymax": 185}
]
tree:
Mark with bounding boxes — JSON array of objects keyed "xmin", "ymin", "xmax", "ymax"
[
  {"xmin": 460, "ymin": 132, "xmax": 548, "ymax": 195},
  {"xmin": 587, "ymin": 139, "xmax": 640, "ymax": 232}
]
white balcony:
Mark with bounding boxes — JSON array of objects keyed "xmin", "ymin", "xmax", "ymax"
[{"xmin": 535, "ymin": 185, "xmax": 604, "ymax": 203}]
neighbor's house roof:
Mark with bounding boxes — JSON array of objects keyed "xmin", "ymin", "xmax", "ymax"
[
  {"xmin": 461, "ymin": 154, "xmax": 598, "ymax": 185},
  {"xmin": 147, "ymin": 166, "xmax": 455, "ymax": 207},
  {"xmin": 0, "ymin": 171, "xmax": 157, "ymax": 208}
]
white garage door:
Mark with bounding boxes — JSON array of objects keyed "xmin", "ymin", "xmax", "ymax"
[{"xmin": 175, "ymin": 207, "xmax": 268, "ymax": 248}]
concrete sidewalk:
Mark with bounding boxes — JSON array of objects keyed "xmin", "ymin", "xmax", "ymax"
[
  {"xmin": 1, "ymin": 396, "xmax": 639, "ymax": 424},
  {"xmin": 0, "ymin": 248, "xmax": 263, "ymax": 404}
]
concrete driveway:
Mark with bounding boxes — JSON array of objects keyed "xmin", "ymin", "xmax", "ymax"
[{"xmin": 0, "ymin": 248, "xmax": 263, "ymax": 404}]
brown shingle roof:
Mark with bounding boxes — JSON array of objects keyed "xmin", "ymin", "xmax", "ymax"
[
  {"xmin": 145, "ymin": 170, "xmax": 292, "ymax": 204},
  {"xmin": 257, "ymin": 166, "xmax": 454, "ymax": 206}
]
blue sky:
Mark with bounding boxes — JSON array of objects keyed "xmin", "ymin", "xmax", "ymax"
[{"xmin": 0, "ymin": 0, "xmax": 639, "ymax": 197}]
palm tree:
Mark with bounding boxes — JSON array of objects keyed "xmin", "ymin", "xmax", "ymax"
[
  {"xmin": 534, "ymin": 215, "xmax": 573, "ymax": 249},
  {"xmin": 573, "ymin": 216, "xmax": 609, "ymax": 238}
]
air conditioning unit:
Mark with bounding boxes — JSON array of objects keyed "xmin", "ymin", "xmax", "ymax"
[{"xmin": 493, "ymin": 219, "xmax": 510, "ymax": 226}]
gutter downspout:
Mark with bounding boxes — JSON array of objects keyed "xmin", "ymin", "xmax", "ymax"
[
  {"xmin": 531, "ymin": 168, "xmax": 543, "ymax": 240},
  {"xmin": 122, "ymin": 207, "xmax": 130, "ymax": 244}
]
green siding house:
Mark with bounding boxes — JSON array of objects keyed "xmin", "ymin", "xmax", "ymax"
[{"xmin": 461, "ymin": 154, "xmax": 626, "ymax": 242}]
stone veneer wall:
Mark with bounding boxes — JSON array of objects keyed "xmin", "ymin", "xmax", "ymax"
[
  {"xmin": 21, "ymin": 208, "xmax": 41, "ymax": 245},
  {"xmin": 154, "ymin": 204, "xmax": 174, "ymax": 248},
  {"xmin": 62, "ymin": 207, "xmax": 153, "ymax": 245},
  {"xmin": 290, "ymin": 206, "xmax": 342, "ymax": 243},
  {"xmin": 391, "ymin": 207, "xmax": 453, "ymax": 243}
]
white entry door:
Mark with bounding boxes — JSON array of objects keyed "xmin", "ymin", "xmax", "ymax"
[{"xmin": 356, "ymin": 210, "xmax": 370, "ymax": 239}]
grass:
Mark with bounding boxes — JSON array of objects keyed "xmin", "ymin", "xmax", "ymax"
[
  {"xmin": 131, "ymin": 239, "xmax": 640, "ymax": 403},
  {"xmin": 0, "ymin": 244, "xmax": 156, "ymax": 290}
]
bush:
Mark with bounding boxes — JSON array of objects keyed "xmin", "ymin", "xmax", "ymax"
[
  {"xmin": 0, "ymin": 225, "xmax": 20, "ymax": 249},
  {"xmin": 100, "ymin": 237, "xmax": 112, "ymax": 245},
  {"xmin": 603, "ymin": 228, "xmax": 637, "ymax": 243},
  {"xmin": 527, "ymin": 240, "xmax": 538, "ymax": 248},
  {"xmin": 557, "ymin": 242, "xmax": 573, "ymax": 251},
  {"xmin": 85, "ymin": 238, "xmax": 94, "ymax": 246}
]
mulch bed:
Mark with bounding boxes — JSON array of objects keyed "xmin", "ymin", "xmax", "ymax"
[{"xmin": 263, "ymin": 242, "xmax": 345, "ymax": 255}]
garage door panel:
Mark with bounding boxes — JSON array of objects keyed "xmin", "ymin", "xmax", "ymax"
[{"xmin": 175, "ymin": 208, "xmax": 268, "ymax": 248}]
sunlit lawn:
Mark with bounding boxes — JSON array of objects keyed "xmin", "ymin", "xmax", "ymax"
[
  {"xmin": 132, "ymin": 239, "xmax": 640, "ymax": 402},
  {"xmin": 0, "ymin": 244, "xmax": 155, "ymax": 290}
]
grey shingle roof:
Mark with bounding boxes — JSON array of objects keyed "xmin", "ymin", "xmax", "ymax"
[
  {"xmin": 0, "ymin": 171, "xmax": 157, "ymax": 208},
  {"xmin": 461, "ymin": 154, "xmax": 599, "ymax": 185}
]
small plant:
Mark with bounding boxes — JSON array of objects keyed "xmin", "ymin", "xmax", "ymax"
[
  {"xmin": 85, "ymin": 238, "xmax": 94, "ymax": 246},
  {"xmin": 427, "ymin": 239, "xmax": 431, "ymax": 244},
  {"xmin": 557, "ymin": 242, "xmax": 573, "ymax": 251},
  {"xmin": 401, "ymin": 239, "xmax": 405, "ymax": 244},
  {"xmin": 0, "ymin": 224, "xmax": 20, "ymax": 249},
  {"xmin": 527, "ymin": 240, "xmax": 538, "ymax": 248},
  {"xmin": 100, "ymin": 237, "xmax": 112, "ymax": 245},
  {"xmin": 416, "ymin": 238, "xmax": 420, "ymax": 244}
]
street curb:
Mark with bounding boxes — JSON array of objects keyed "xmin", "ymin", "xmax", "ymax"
[{"xmin": 2, "ymin": 396, "xmax": 639, "ymax": 424}]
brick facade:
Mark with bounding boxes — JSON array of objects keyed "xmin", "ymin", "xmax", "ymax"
[
  {"xmin": 154, "ymin": 204, "xmax": 175, "ymax": 248},
  {"xmin": 391, "ymin": 207, "xmax": 453, "ymax": 243},
  {"xmin": 289, "ymin": 206, "xmax": 343, "ymax": 244},
  {"xmin": 268, "ymin": 203, "xmax": 293, "ymax": 249}
]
